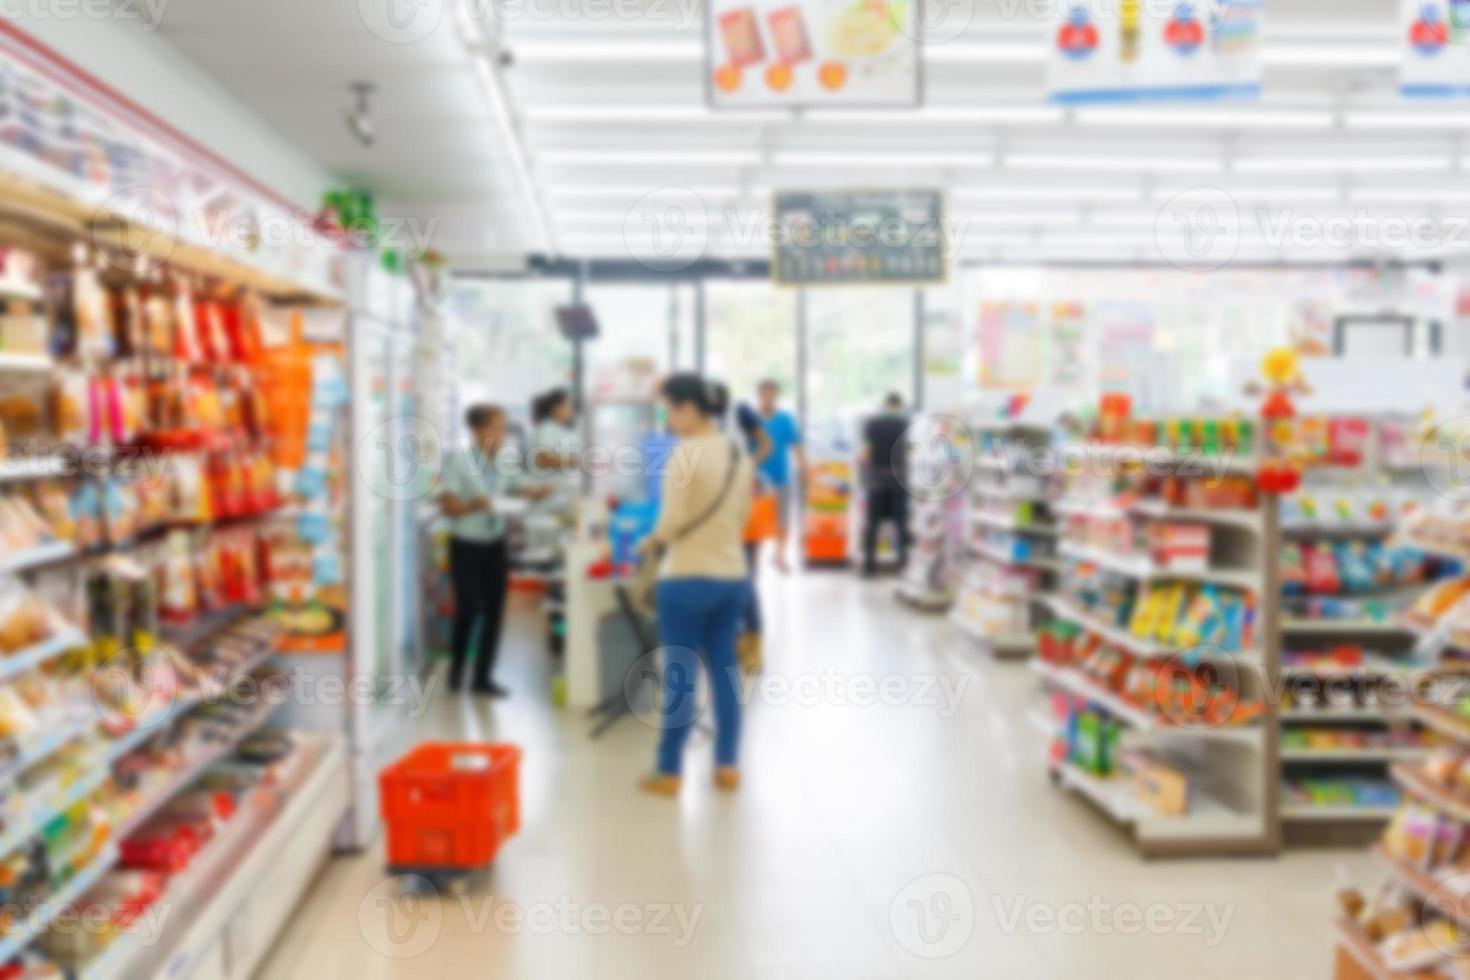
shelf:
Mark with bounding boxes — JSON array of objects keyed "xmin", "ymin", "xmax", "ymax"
[
  {"xmin": 1051, "ymin": 760, "xmax": 1134, "ymax": 824},
  {"xmin": 1044, "ymin": 596, "xmax": 1186, "ymax": 660},
  {"xmin": 0, "ymin": 844, "xmax": 118, "ymax": 965},
  {"xmin": 1283, "ymin": 521, "xmax": 1394, "ymax": 538},
  {"xmin": 1281, "ymin": 707, "xmax": 1406, "ymax": 724},
  {"xmin": 1031, "ymin": 659, "xmax": 1264, "ymax": 745},
  {"xmin": 971, "ymin": 512, "xmax": 1057, "ymax": 536},
  {"xmin": 0, "ymin": 540, "xmax": 77, "ymax": 575},
  {"xmin": 1410, "ymin": 703, "xmax": 1470, "ymax": 743},
  {"xmin": 0, "ymin": 714, "xmax": 95, "ymax": 783},
  {"xmin": 971, "ymin": 540, "xmax": 1059, "ymax": 572},
  {"xmin": 972, "ymin": 486, "xmax": 1050, "ymax": 505},
  {"xmin": 0, "ymin": 351, "xmax": 54, "ymax": 372},
  {"xmin": 1057, "ymin": 497, "xmax": 1262, "ymax": 533},
  {"xmin": 1393, "ymin": 761, "xmax": 1470, "ymax": 822},
  {"xmin": 1281, "ymin": 804, "xmax": 1399, "ymax": 822},
  {"xmin": 1374, "ymin": 844, "xmax": 1470, "ymax": 929},
  {"xmin": 1137, "ymin": 792, "xmax": 1263, "ymax": 842},
  {"xmin": 951, "ymin": 611, "xmax": 1034, "ymax": 653},
  {"xmin": 0, "ymin": 765, "xmax": 112, "ymax": 859},
  {"xmin": 1281, "ymin": 619, "xmax": 1416, "ymax": 637},
  {"xmin": 111, "ymin": 697, "xmax": 283, "ymax": 842},
  {"xmin": 0, "ymin": 627, "xmax": 86, "ymax": 684},
  {"xmin": 1058, "ymin": 541, "xmax": 1259, "ymax": 593},
  {"xmin": 1281, "ymin": 747, "xmax": 1430, "ymax": 763},
  {"xmin": 96, "ymin": 735, "xmax": 350, "ymax": 980},
  {"xmin": 1334, "ymin": 919, "xmax": 1398, "ymax": 980},
  {"xmin": 1069, "ymin": 443, "xmax": 1259, "ymax": 475},
  {"xmin": 0, "ymin": 455, "xmax": 72, "ymax": 483}
]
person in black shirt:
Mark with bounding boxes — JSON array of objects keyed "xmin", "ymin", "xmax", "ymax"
[{"xmin": 859, "ymin": 393, "xmax": 911, "ymax": 577}]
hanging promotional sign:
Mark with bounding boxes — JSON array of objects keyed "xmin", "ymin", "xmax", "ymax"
[
  {"xmin": 1401, "ymin": 0, "xmax": 1470, "ymax": 97},
  {"xmin": 706, "ymin": 0, "xmax": 920, "ymax": 108},
  {"xmin": 1047, "ymin": 0, "xmax": 1263, "ymax": 104},
  {"xmin": 772, "ymin": 189, "xmax": 944, "ymax": 285}
]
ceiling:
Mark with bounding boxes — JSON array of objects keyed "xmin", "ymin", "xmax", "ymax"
[{"xmin": 152, "ymin": 0, "xmax": 1470, "ymax": 269}]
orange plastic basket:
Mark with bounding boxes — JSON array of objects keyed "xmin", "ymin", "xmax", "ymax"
[{"xmin": 380, "ymin": 743, "xmax": 522, "ymax": 870}]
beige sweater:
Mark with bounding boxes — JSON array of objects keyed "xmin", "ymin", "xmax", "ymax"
[{"xmin": 653, "ymin": 434, "xmax": 753, "ymax": 581}]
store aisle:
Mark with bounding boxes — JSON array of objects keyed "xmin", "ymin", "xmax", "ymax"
[{"xmin": 262, "ymin": 574, "xmax": 1367, "ymax": 980}]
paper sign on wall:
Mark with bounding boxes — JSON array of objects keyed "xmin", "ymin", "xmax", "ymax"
[
  {"xmin": 707, "ymin": 0, "xmax": 920, "ymax": 108},
  {"xmin": 1047, "ymin": 0, "xmax": 1263, "ymax": 104},
  {"xmin": 1401, "ymin": 0, "xmax": 1470, "ymax": 96}
]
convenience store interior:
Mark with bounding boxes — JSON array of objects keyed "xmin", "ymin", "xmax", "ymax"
[{"xmin": 5, "ymin": 1, "xmax": 1470, "ymax": 978}]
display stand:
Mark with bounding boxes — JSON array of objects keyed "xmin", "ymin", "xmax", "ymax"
[
  {"xmin": 895, "ymin": 414, "xmax": 969, "ymax": 612},
  {"xmin": 1036, "ymin": 435, "xmax": 1280, "ymax": 858},
  {"xmin": 952, "ymin": 419, "xmax": 1058, "ymax": 659}
]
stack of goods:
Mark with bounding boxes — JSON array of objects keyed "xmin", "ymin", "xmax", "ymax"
[
  {"xmin": 956, "ymin": 560, "xmax": 1045, "ymax": 638},
  {"xmin": 975, "ymin": 529, "xmax": 1053, "ymax": 565},
  {"xmin": 973, "ymin": 495, "xmax": 1049, "ymax": 531},
  {"xmin": 1281, "ymin": 728, "xmax": 1437, "ymax": 755},
  {"xmin": 1062, "ymin": 509, "xmax": 1212, "ymax": 573},
  {"xmin": 1061, "ymin": 564, "xmax": 1259, "ymax": 654},
  {"xmin": 0, "ymin": 671, "xmax": 95, "ymax": 771},
  {"xmin": 1336, "ymin": 881, "xmax": 1470, "ymax": 976},
  {"xmin": 1400, "ymin": 499, "xmax": 1470, "ymax": 560},
  {"xmin": 0, "ymin": 577, "xmax": 78, "ymax": 660},
  {"xmin": 1060, "ymin": 469, "xmax": 1259, "ymax": 516},
  {"xmin": 1086, "ymin": 397, "xmax": 1258, "ymax": 460},
  {"xmin": 1281, "ymin": 486, "xmax": 1403, "ymax": 531},
  {"xmin": 1402, "ymin": 578, "xmax": 1470, "ymax": 643},
  {"xmin": 1038, "ymin": 623, "xmax": 1266, "ymax": 729},
  {"xmin": 1282, "ymin": 777, "xmax": 1400, "ymax": 813},
  {"xmin": 1056, "ymin": 698, "xmax": 1122, "ymax": 778},
  {"xmin": 1282, "ymin": 644, "xmax": 1431, "ymax": 677},
  {"xmin": 1282, "ymin": 540, "xmax": 1433, "ymax": 598}
]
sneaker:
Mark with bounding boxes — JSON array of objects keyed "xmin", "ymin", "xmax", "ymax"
[
  {"xmin": 472, "ymin": 681, "xmax": 510, "ymax": 699},
  {"xmin": 640, "ymin": 773, "xmax": 682, "ymax": 797},
  {"xmin": 714, "ymin": 768, "xmax": 741, "ymax": 792}
]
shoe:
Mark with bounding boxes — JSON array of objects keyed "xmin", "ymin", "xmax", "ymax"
[
  {"xmin": 737, "ymin": 632, "xmax": 763, "ymax": 674},
  {"xmin": 714, "ymin": 768, "xmax": 740, "ymax": 791},
  {"xmin": 471, "ymin": 681, "xmax": 510, "ymax": 699},
  {"xmin": 640, "ymin": 773, "xmax": 682, "ymax": 797},
  {"xmin": 449, "ymin": 676, "xmax": 465, "ymax": 694}
]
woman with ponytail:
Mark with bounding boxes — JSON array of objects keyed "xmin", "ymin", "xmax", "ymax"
[{"xmin": 638, "ymin": 373, "xmax": 753, "ymax": 796}]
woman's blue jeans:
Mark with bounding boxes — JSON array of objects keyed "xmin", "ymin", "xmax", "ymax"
[{"xmin": 655, "ymin": 578, "xmax": 746, "ymax": 776}]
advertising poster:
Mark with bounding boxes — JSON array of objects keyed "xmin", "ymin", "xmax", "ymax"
[
  {"xmin": 1094, "ymin": 301, "xmax": 1157, "ymax": 400},
  {"xmin": 1401, "ymin": 0, "xmax": 1470, "ymax": 96},
  {"xmin": 773, "ymin": 190, "xmax": 944, "ymax": 285},
  {"xmin": 977, "ymin": 301, "xmax": 1043, "ymax": 391},
  {"xmin": 1048, "ymin": 301, "xmax": 1088, "ymax": 389},
  {"xmin": 707, "ymin": 0, "xmax": 920, "ymax": 108},
  {"xmin": 1047, "ymin": 0, "xmax": 1263, "ymax": 103}
]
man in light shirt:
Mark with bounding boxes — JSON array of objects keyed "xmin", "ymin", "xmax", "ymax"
[{"xmin": 440, "ymin": 404, "xmax": 551, "ymax": 697}]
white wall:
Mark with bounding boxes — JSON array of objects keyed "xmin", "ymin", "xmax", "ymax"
[{"xmin": 11, "ymin": 14, "xmax": 330, "ymax": 209}]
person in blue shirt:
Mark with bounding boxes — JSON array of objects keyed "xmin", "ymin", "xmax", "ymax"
[{"xmin": 756, "ymin": 379, "xmax": 805, "ymax": 572}]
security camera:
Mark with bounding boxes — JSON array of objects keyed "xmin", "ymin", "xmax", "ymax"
[{"xmin": 346, "ymin": 82, "xmax": 375, "ymax": 148}]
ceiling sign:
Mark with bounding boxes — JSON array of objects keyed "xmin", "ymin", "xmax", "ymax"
[
  {"xmin": 1047, "ymin": 0, "xmax": 1264, "ymax": 104},
  {"xmin": 706, "ymin": 0, "xmax": 920, "ymax": 109},
  {"xmin": 1401, "ymin": 0, "xmax": 1470, "ymax": 96},
  {"xmin": 772, "ymin": 189, "xmax": 945, "ymax": 286}
]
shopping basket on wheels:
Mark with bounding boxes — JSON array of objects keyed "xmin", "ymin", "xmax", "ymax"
[{"xmin": 380, "ymin": 743, "xmax": 522, "ymax": 890}]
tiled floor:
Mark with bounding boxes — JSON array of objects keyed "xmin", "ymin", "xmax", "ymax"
[{"xmin": 261, "ymin": 571, "xmax": 1366, "ymax": 979}]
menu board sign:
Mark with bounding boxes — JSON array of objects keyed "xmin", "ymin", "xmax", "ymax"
[
  {"xmin": 706, "ymin": 0, "xmax": 920, "ymax": 108},
  {"xmin": 1401, "ymin": 0, "xmax": 1470, "ymax": 97},
  {"xmin": 772, "ymin": 190, "xmax": 945, "ymax": 285},
  {"xmin": 1047, "ymin": 0, "xmax": 1263, "ymax": 104}
]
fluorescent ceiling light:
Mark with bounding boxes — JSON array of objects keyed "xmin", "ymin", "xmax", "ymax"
[
  {"xmin": 1074, "ymin": 107, "xmax": 1336, "ymax": 129},
  {"xmin": 1261, "ymin": 43, "xmax": 1398, "ymax": 67},
  {"xmin": 1005, "ymin": 151, "xmax": 1222, "ymax": 173},
  {"xmin": 525, "ymin": 105, "xmax": 787, "ymax": 123},
  {"xmin": 460, "ymin": 16, "xmax": 552, "ymax": 251},
  {"xmin": 1342, "ymin": 110, "xmax": 1470, "ymax": 129},
  {"xmin": 952, "ymin": 232, "xmax": 1038, "ymax": 249},
  {"xmin": 953, "ymin": 186, "xmax": 1145, "ymax": 203},
  {"xmin": 923, "ymin": 41, "xmax": 1046, "ymax": 63},
  {"xmin": 1232, "ymin": 156, "xmax": 1452, "ymax": 174},
  {"xmin": 551, "ymin": 210, "xmax": 717, "ymax": 227},
  {"xmin": 960, "ymin": 209, "xmax": 1081, "ymax": 225},
  {"xmin": 545, "ymin": 184, "xmax": 742, "ymax": 200},
  {"xmin": 512, "ymin": 39, "xmax": 702, "ymax": 62},
  {"xmin": 1350, "ymin": 188, "xmax": 1470, "ymax": 204},
  {"xmin": 802, "ymin": 106, "xmax": 1066, "ymax": 124},
  {"xmin": 1150, "ymin": 185, "xmax": 1343, "ymax": 203},
  {"xmin": 770, "ymin": 150, "xmax": 994, "ymax": 167},
  {"xmin": 538, "ymin": 149, "xmax": 761, "ymax": 166}
]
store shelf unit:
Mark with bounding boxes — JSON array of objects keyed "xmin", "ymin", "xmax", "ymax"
[
  {"xmin": 952, "ymin": 418, "xmax": 1057, "ymax": 659},
  {"xmin": 1277, "ymin": 420, "xmax": 1449, "ymax": 843},
  {"xmin": 1036, "ymin": 439, "xmax": 1280, "ymax": 858},
  {"xmin": 896, "ymin": 414, "xmax": 970, "ymax": 612}
]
